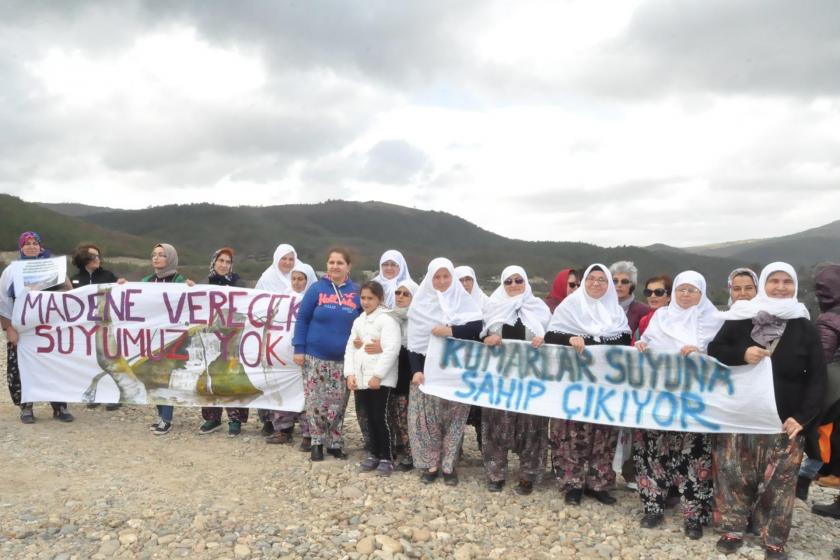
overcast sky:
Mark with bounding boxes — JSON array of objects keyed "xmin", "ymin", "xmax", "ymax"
[{"xmin": 1, "ymin": 0, "xmax": 839, "ymax": 247}]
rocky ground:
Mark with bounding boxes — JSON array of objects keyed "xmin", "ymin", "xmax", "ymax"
[{"xmin": 1, "ymin": 332, "xmax": 839, "ymax": 559}]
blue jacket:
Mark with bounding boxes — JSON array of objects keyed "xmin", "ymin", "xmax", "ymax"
[{"xmin": 293, "ymin": 275, "xmax": 361, "ymax": 361}]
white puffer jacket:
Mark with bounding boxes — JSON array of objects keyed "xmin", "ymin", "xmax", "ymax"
[{"xmin": 343, "ymin": 306, "xmax": 401, "ymax": 389}]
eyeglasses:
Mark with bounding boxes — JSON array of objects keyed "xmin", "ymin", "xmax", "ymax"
[
  {"xmin": 394, "ymin": 290, "xmax": 411, "ymax": 297},
  {"xmin": 89, "ymin": 254, "xmax": 101, "ymax": 260},
  {"xmin": 586, "ymin": 277, "xmax": 608, "ymax": 284},
  {"xmin": 613, "ymin": 278, "xmax": 632, "ymax": 285},
  {"xmin": 504, "ymin": 278, "xmax": 525, "ymax": 286},
  {"xmin": 643, "ymin": 288, "xmax": 669, "ymax": 297},
  {"xmin": 676, "ymin": 287, "xmax": 701, "ymax": 295},
  {"xmin": 568, "ymin": 282, "xmax": 580, "ymax": 289}
]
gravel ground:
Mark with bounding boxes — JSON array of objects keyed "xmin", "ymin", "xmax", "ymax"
[{"xmin": 0, "ymin": 331, "xmax": 838, "ymax": 559}]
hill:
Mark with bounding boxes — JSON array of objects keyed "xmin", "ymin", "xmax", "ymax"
[
  {"xmin": 38, "ymin": 202, "xmax": 116, "ymax": 217},
  {"xmin": 686, "ymin": 220, "xmax": 840, "ymax": 267},
  {"xmin": 76, "ymin": 200, "xmax": 745, "ymax": 297},
  {"xmin": 0, "ymin": 195, "xmax": 159, "ymax": 259}
]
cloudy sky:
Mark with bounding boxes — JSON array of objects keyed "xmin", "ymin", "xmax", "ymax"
[{"xmin": 1, "ymin": 0, "xmax": 839, "ymax": 247}]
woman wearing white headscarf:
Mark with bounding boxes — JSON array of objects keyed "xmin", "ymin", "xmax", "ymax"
[
  {"xmin": 255, "ymin": 244, "xmax": 298, "ymax": 437},
  {"xmin": 390, "ymin": 277, "xmax": 420, "ymax": 470},
  {"xmin": 633, "ymin": 271, "xmax": 723, "ymax": 539},
  {"xmin": 544, "ymin": 264, "xmax": 632, "ymax": 506},
  {"xmin": 455, "ymin": 265, "xmax": 489, "ymax": 311},
  {"xmin": 265, "ymin": 260, "xmax": 319, "ymax": 447},
  {"xmin": 709, "ymin": 262, "xmax": 826, "ymax": 559},
  {"xmin": 481, "ymin": 266, "xmax": 552, "ymax": 495},
  {"xmin": 372, "ymin": 250, "xmax": 412, "ymax": 309},
  {"xmin": 407, "ymin": 258, "xmax": 483, "ymax": 485}
]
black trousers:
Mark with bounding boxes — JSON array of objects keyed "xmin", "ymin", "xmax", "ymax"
[{"xmin": 356, "ymin": 387, "xmax": 393, "ymax": 460}]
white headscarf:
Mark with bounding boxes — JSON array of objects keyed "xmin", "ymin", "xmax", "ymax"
[
  {"xmin": 291, "ymin": 261, "xmax": 317, "ymax": 294},
  {"xmin": 372, "ymin": 249, "xmax": 412, "ymax": 308},
  {"xmin": 546, "ymin": 263, "xmax": 631, "ymax": 340},
  {"xmin": 455, "ymin": 265, "xmax": 489, "ymax": 311},
  {"xmin": 726, "ymin": 267, "xmax": 759, "ymax": 307},
  {"xmin": 255, "ymin": 244, "xmax": 298, "ymax": 292},
  {"xmin": 640, "ymin": 271, "xmax": 724, "ymax": 352},
  {"xmin": 407, "ymin": 258, "xmax": 484, "ymax": 354},
  {"xmin": 482, "ymin": 266, "xmax": 551, "ymax": 338},
  {"xmin": 719, "ymin": 262, "xmax": 810, "ymax": 321},
  {"xmin": 392, "ymin": 277, "xmax": 419, "ymax": 346}
]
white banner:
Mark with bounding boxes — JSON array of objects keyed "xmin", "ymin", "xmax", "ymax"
[
  {"xmin": 421, "ymin": 336, "xmax": 783, "ymax": 434},
  {"xmin": 13, "ymin": 283, "xmax": 304, "ymax": 411}
]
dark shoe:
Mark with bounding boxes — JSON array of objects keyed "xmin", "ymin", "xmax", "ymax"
[
  {"xmin": 327, "ymin": 447, "xmax": 348, "ymax": 460},
  {"xmin": 765, "ymin": 545, "xmax": 788, "ymax": 560},
  {"xmin": 443, "ymin": 470, "xmax": 459, "ymax": 486},
  {"xmin": 515, "ymin": 480, "xmax": 533, "ymax": 496},
  {"xmin": 684, "ymin": 520, "xmax": 702, "ymax": 540},
  {"xmin": 715, "ymin": 535, "xmax": 743, "ymax": 555},
  {"xmin": 228, "ymin": 420, "xmax": 242, "ymax": 437},
  {"xmin": 665, "ymin": 486, "xmax": 681, "ymax": 509},
  {"xmin": 487, "ymin": 479, "xmax": 505, "ymax": 492},
  {"xmin": 564, "ymin": 488, "xmax": 583, "ymax": 505},
  {"xmin": 745, "ymin": 515, "xmax": 759, "ymax": 536},
  {"xmin": 420, "ymin": 470, "xmax": 439, "ymax": 484},
  {"xmin": 359, "ymin": 455, "xmax": 379, "ymax": 472},
  {"xmin": 639, "ymin": 513, "xmax": 663, "ymax": 529},
  {"xmin": 198, "ymin": 420, "xmax": 222, "ymax": 435},
  {"xmin": 811, "ymin": 496, "xmax": 840, "ymax": 519},
  {"xmin": 583, "ymin": 488, "xmax": 617, "ymax": 505},
  {"xmin": 53, "ymin": 408, "xmax": 74, "ymax": 422},
  {"xmin": 299, "ymin": 437, "xmax": 312, "ymax": 452},
  {"xmin": 20, "ymin": 405, "xmax": 35, "ymax": 424},
  {"xmin": 795, "ymin": 475, "xmax": 811, "ymax": 501},
  {"xmin": 396, "ymin": 461, "xmax": 414, "ymax": 472},
  {"xmin": 105, "ymin": 403, "xmax": 122, "ymax": 411},
  {"xmin": 832, "ymin": 547, "xmax": 840, "ymax": 560},
  {"xmin": 86, "ymin": 403, "xmax": 100, "ymax": 409},
  {"xmin": 260, "ymin": 421, "xmax": 274, "ymax": 437},
  {"xmin": 265, "ymin": 432, "xmax": 292, "ymax": 444},
  {"xmin": 310, "ymin": 445, "xmax": 324, "ymax": 462},
  {"xmin": 376, "ymin": 460, "xmax": 395, "ymax": 477},
  {"xmin": 152, "ymin": 421, "xmax": 171, "ymax": 435}
]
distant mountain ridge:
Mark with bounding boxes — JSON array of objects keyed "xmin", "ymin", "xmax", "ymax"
[{"xmin": 3, "ymin": 195, "xmax": 838, "ymax": 303}]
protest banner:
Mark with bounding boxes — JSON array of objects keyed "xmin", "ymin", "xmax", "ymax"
[
  {"xmin": 421, "ymin": 336, "xmax": 782, "ymax": 434},
  {"xmin": 7, "ymin": 256, "xmax": 67, "ymax": 295},
  {"xmin": 12, "ymin": 283, "xmax": 303, "ymax": 411}
]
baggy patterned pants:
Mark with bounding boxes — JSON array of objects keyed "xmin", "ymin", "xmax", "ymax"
[
  {"xmin": 550, "ymin": 419, "xmax": 617, "ymax": 491},
  {"xmin": 713, "ymin": 433, "xmax": 804, "ymax": 549},
  {"xmin": 7, "ymin": 343, "xmax": 65, "ymax": 412},
  {"xmin": 201, "ymin": 407, "xmax": 249, "ymax": 423},
  {"xmin": 633, "ymin": 429, "xmax": 713, "ymax": 523},
  {"xmin": 408, "ymin": 385, "xmax": 470, "ymax": 473},
  {"xmin": 302, "ymin": 356, "xmax": 349, "ymax": 449},
  {"xmin": 482, "ymin": 407, "xmax": 548, "ymax": 483},
  {"xmin": 389, "ymin": 392, "xmax": 412, "ymax": 465}
]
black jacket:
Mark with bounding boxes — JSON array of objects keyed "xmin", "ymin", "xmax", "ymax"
[
  {"xmin": 708, "ymin": 317, "xmax": 826, "ymax": 427},
  {"xmin": 71, "ymin": 267, "xmax": 118, "ymax": 288}
]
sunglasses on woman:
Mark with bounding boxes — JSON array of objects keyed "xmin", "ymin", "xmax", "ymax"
[
  {"xmin": 503, "ymin": 277, "xmax": 525, "ymax": 286},
  {"xmin": 568, "ymin": 282, "xmax": 580, "ymax": 288},
  {"xmin": 643, "ymin": 288, "xmax": 669, "ymax": 297},
  {"xmin": 613, "ymin": 278, "xmax": 633, "ymax": 285},
  {"xmin": 394, "ymin": 290, "xmax": 411, "ymax": 297}
]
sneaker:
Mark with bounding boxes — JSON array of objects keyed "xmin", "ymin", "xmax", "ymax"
[
  {"xmin": 228, "ymin": 420, "xmax": 242, "ymax": 437},
  {"xmin": 360, "ymin": 455, "xmax": 379, "ymax": 472},
  {"xmin": 53, "ymin": 408, "xmax": 75, "ymax": 422},
  {"xmin": 152, "ymin": 421, "xmax": 172, "ymax": 435},
  {"xmin": 376, "ymin": 460, "xmax": 395, "ymax": 477},
  {"xmin": 149, "ymin": 419, "xmax": 161, "ymax": 431},
  {"xmin": 20, "ymin": 405, "xmax": 35, "ymax": 424},
  {"xmin": 198, "ymin": 420, "xmax": 222, "ymax": 435}
]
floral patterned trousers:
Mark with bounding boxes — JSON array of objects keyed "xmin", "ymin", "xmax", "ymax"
[
  {"xmin": 302, "ymin": 356, "xmax": 349, "ymax": 449},
  {"xmin": 550, "ymin": 419, "xmax": 617, "ymax": 491},
  {"xmin": 482, "ymin": 408, "xmax": 548, "ymax": 483},
  {"xmin": 408, "ymin": 385, "xmax": 470, "ymax": 473}
]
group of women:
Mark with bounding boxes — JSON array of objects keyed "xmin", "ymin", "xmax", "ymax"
[{"xmin": 0, "ymin": 231, "xmax": 831, "ymax": 560}]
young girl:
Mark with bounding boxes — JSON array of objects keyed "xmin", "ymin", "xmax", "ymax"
[{"xmin": 344, "ymin": 281, "xmax": 402, "ymax": 476}]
